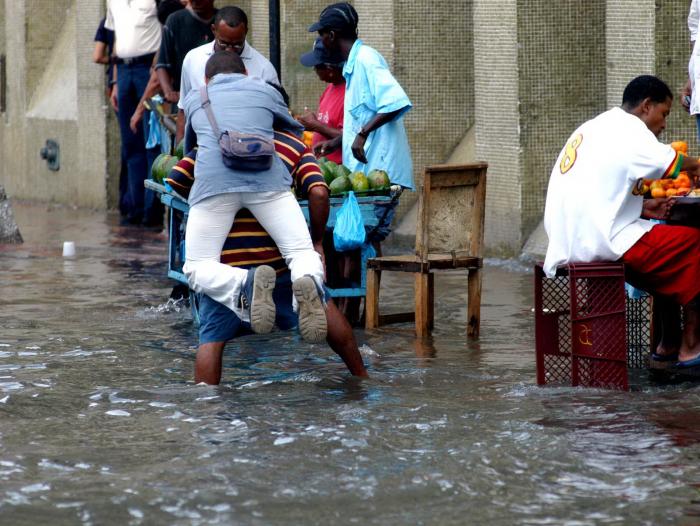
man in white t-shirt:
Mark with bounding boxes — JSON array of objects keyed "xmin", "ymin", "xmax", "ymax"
[
  {"xmin": 105, "ymin": 0, "xmax": 163, "ymax": 226},
  {"xmin": 544, "ymin": 75, "xmax": 700, "ymax": 367},
  {"xmin": 174, "ymin": 5, "xmax": 279, "ymax": 142}
]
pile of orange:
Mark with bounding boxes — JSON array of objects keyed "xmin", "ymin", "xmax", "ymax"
[{"xmin": 643, "ymin": 141, "xmax": 692, "ymax": 198}]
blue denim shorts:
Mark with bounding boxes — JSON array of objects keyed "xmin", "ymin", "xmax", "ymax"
[
  {"xmin": 198, "ymin": 271, "xmax": 298, "ymax": 344},
  {"xmin": 367, "ymin": 198, "xmax": 399, "ymax": 243}
]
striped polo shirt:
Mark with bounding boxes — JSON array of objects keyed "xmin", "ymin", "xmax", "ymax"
[{"xmin": 165, "ymin": 131, "xmax": 328, "ymax": 273}]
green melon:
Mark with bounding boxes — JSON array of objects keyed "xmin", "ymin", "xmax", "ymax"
[
  {"xmin": 329, "ymin": 176, "xmax": 353, "ymax": 196},
  {"xmin": 351, "ymin": 173, "xmax": 370, "ymax": 192},
  {"xmin": 368, "ymin": 169, "xmax": 391, "ymax": 190}
]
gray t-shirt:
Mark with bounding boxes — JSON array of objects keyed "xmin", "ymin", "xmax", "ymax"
[{"xmin": 182, "ymin": 73, "xmax": 304, "ymax": 206}]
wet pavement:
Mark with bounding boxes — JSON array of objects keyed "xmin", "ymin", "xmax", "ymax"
[{"xmin": 1, "ymin": 201, "xmax": 700, "ymax": 525}]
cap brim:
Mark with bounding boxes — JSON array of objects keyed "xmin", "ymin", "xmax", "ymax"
[
  {"xmin": 300, "ymin": 51, "xmax": 323, "ymax": 67},
  {"xmin": 308, "ymin": 21, "xmax": 323, "ymax": 32}
]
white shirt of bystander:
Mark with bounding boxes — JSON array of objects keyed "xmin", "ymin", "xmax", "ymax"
[
  {"xmin": 177, "ymin": 41, "xmax": 280, "ymax": 110},
  {"xmin": 105, "ymin": 0, "xmax": 161, "ymax": 59},
  {"xmin": 690, "ymin": 0, "xmax": 700, "ymax": 115},
  {"xmin": 543, "ymin": 107, "xmax": 679, "ymax": 278}
]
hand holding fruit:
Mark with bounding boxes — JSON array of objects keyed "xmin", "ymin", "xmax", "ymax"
[{"xmin": 297, "ymin": 109, "xmax": 320, "ymax": 131}]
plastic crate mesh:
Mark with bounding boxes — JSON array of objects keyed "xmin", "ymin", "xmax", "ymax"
[{"xmin": 535, "ymin": 263, "xmax": 652, "ymax": 390}]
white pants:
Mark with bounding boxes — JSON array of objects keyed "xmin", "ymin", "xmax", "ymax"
[{"xmin": 183, "ymin": 191, "xmax": 324, "ymax": 320}]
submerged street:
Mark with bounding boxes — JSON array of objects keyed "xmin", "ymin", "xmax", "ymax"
[{"xmin": 1, "ymin": 202, "xmax": 700, "ymax": 525}]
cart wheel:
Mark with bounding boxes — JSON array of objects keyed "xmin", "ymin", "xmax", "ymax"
[{"xmin": 189, "ymin": 289, "xmax": 201, "ymax": 327}]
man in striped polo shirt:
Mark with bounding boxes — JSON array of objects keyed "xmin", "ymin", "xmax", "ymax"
[{"xmin": 166, "ymin": 130, "xmax": 368, "ymax": 384}]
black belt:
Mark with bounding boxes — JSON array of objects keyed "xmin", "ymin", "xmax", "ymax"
[{"xmin": 113, "ymin": 53, "xmax": 155, "ymax": 66}]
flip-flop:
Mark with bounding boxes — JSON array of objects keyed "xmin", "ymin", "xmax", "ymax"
[
  {"xmin": 651, "ymin": 352, "xmax": 679, "ymax": 362},
  {"xmin": 675, "ymin": 355, "xmax": 700, "ymax": 368}
]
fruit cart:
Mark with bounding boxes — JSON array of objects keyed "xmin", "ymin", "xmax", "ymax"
[{"xmin": 144, "ymin": 179, "xmax": 393, "ymax": 325}]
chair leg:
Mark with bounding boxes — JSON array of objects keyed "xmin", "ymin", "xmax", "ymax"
[
  {"xmin": 365, "ymin": 268, "xmax": 380, "ymax": 329},
  {"xmin": 427, "ymin": 273, "xmax": 434, "ymax": 331},
  {"xmin": 467, "ymin": 268, "xmax": 482, "ymax": 339},
  {"xmin": 415, "ymin": 272, "xmax": 431, "ymax": 338}
]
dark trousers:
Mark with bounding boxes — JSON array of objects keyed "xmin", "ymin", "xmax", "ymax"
[{"xmin": 116, "ymin": 63, "xmax": 158, "ymax": 224}]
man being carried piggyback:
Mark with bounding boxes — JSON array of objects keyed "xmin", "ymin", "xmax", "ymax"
[{"xmin": 543, "ymin": 75, "xmax": 700, "ymax": 368}]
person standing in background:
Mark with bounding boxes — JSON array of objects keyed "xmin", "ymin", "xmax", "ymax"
[
  {"xmin": 156, "ymin": 0, "xmax": 218, "ymax": 105},
  {"xmin": 106, "ymin": 0, "xmax": 163, "ymax": 227},
  {"xmin": 297, "ymin": 37, "xmax": 345, "ymax": 165}
]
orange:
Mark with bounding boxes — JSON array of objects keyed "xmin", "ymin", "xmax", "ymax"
[
  {"xmin": 671, "ymin": 141, "xmax": 689, "ymax": 154},
  {"xmin": 678, "ymin": 186, "xmax": 691, "ymax": 195},
  {"xmin": 666, "ymin": 188, "xmax": 679, "ymax": 198},
  {"xmin": 674, "ymin": 174, "xmax": 691, "ymax": 188},
  {"xmin": 651, "ymin": 187, "xmax": 666, "ymax": 198}
]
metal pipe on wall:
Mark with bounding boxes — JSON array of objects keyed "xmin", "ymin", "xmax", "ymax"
[{"xmin": 269, "ymin": 0, "xmax": 281, "ymax": 81}]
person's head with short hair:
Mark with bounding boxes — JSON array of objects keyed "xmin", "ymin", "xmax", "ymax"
[
  {"xmin": 212, "ymin": 6, "xmax": 249, "ymax": 55},
  {"xmin": 622, "ymin": 75, "xmax": 674, "ymax": 137},
  {"xmin": 308, "ymin": 3, "xmax": 358, "ymax": 59},
  {"xmin": 190, "ymin": 0, "xmax": 216, "ymax": 18},
  {"xmin": 157, "ymin": 0, "xmax": 186, "ymax": 24},
  {"xmin": 204, "ymin": 50, "xmax": 247, "ymax": 83},
  {"xmin": 300, "ymin": 37, "xmax": 345, "ymax": 85}
]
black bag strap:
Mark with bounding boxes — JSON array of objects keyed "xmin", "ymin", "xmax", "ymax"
[{"xmin": 199, "ymin": 86, "xmax": 221, "ymax": 138}]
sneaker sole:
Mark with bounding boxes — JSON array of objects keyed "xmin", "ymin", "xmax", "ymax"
[
  {"xmin": 250, "ymin": 265, "xmax": 276, "ymax": 334},
  {"xmin": 293, "ymin": 276, "xmax": 327, "ymax": 343}
]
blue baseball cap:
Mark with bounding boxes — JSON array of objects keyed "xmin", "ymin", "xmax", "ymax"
[{"xmin": 299, "ymin": 37, "xmax": 343, "ymax": 67}]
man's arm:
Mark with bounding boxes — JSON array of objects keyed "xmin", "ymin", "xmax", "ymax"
[
  {"xmin": 130, "ymin": 67, "xmax": 164, "ymax": 133},
  {"xmin": 155, "ymin": 25, "xmax": 179, "ymax": 103},
  {"xmin": 92, "ymin": 41, "xmax": 109, "ymax": 65},
  {"xmin": 298, "ymin": 110, "xmax": 342, "ymax": 140},
  {"xmin": 351, "ymin": 109, "xmax": 403, "ymax": 164}
]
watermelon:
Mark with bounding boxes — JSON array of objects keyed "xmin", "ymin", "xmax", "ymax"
[
  {"xmin": 151, "ymin": 153, "xmax": 169, "ymax": 183},
  {"xmin": 321, "ymin": 160, "xmax": 339, "ymax": 185},
  {"xmin": 175, "ymin": 139, "xmax": 185, "ymax": 159},
  {"xmin": 368, "ymin": 169, "xmax": 391, "ymax": 190},
  {"xmin": 329, "ymin": 176, "xmax": 353, "ymax": 196},
  {"xmin": 162, "ymin": 155, "xmax": 179, "ymax": 181},
  {"xmin": 338, "ymin": 164, "xmax": 352, "ymax": 178}
]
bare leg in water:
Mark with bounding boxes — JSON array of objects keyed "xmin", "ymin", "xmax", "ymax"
[
  {"xmin": 679, "ymin": 297, "xmax": 700, "ymax": 362},
  {"xmin": 654, "ymin": 296, "xmax": 681, "ymax": 359},
  {"xmin": 195, "ymin": 298, "xmax": 368, "ymax": 384}
]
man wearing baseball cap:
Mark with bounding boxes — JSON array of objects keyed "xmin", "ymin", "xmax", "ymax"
[{"xmin": 309, "ymin": 2, "xmax": 414, "ymax": 192}]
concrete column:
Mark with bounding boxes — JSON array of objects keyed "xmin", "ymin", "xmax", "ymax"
[
  {"xmin": 76, "ymin": 0, "xmax": 107, "ymax": 208},
  {"xmin": 605, "ymin": 0, "xmax": 656, "ymax": 107},
  {"xmin": 473, "ymin": 0, "xmax": 522, "ymax": 254},
  {"xmin": 3, "ymin": 0, "xmax": 28, "ymax": 199}
]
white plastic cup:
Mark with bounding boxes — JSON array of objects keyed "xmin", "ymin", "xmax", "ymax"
[{"xmin": 62, "ymin": 241, "xmax": 76, "ymax": 257}]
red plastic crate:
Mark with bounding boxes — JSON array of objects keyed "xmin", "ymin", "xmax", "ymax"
[{"xmin": 535, "ymin": 262, "xmax": 630, "ymax": 390}]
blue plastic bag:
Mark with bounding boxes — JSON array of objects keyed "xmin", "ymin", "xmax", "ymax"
[{"xmin": 333, "ymin": 191, "xmax": 366, "ymax": 252}]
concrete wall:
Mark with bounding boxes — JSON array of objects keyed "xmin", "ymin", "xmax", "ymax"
[
  {"xmin": 1, "ymin": 0, "xmax": 107, "ymax": 209},
  {"xmin": 0, "ymin": 0, "xmax": 696, "ymax": 255}
]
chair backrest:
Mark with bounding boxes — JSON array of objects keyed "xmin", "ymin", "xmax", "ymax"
[{"xmin": 414, "ymin": 163, "xmax": 488, "ymax": 260}]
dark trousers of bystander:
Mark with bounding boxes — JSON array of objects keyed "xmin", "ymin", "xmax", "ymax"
[{"xmin": 116, "ymin": 62, "xmax": 160, "ymax": 225}]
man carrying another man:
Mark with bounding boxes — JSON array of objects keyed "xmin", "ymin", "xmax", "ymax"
[
  {"xmin": 544, "ymin": 75, "xmax": 700, "ymax": 368},
  {"xmin": 165, "ymin": 125, "xmax": 368, "ymax": 384},
  {"xmin": 181, "ymin": 51, "xmax": 328, "ymax": 347}
]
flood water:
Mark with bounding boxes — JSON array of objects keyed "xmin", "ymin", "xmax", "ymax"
[{"xmin": 2, "ymin": 201, "xmax": 700, "ymax": 525}]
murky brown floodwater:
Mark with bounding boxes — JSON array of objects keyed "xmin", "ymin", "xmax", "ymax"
[{"xmin": 2, "ymin": 201, "xmax": 700, "ymax": 525}]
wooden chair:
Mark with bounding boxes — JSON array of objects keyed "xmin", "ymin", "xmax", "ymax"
[{"xmin": 364, "ymin": 163, "xmax": 487, "ymax": 339}]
